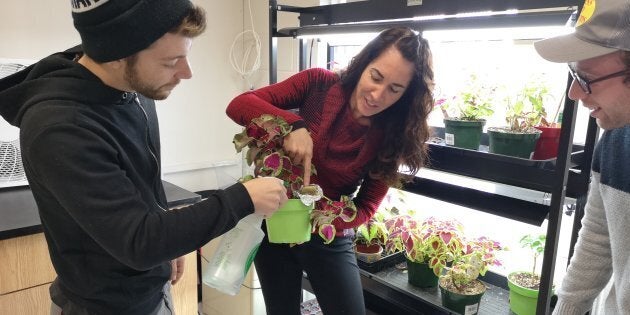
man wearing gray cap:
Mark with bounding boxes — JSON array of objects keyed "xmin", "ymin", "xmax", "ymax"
[
  {"xmin": 534, "ymin": 0, "xmax": 630, "ymax": 314},
  {"xmin": 0, "ymin": 1, "xmax": 287, "ymax": 314}
]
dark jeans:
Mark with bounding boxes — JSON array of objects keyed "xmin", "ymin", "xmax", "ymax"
[{"xmin": 254, "ymin": 231, "xmax": 366, "ymax": 315}]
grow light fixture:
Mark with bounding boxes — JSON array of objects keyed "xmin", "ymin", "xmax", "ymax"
[{"xmin": 276, "ymin": 0, "xmax": 578, "ymax": 37}]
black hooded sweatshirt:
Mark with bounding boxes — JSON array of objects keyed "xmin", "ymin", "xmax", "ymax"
[{"xmin": 0, "ymin": 47, "xmax": 254, "ymax": 314}]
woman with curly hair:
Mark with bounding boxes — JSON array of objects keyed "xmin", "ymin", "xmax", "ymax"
[{"xmin": 227, "ymin": 27, "xmax": 434, "ymax": 315}]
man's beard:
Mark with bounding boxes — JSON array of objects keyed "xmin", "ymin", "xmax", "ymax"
[{"xmin": 123, "ymin": 58, "xmax": 172, "ymax": 100}]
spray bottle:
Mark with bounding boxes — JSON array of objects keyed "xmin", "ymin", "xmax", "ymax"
[{"xmin": 202, "ymin": 213, "xmax": 264, "ymax": 295}]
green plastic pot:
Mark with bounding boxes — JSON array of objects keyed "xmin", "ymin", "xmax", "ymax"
[
  {"xmin": 443, "ymin": 118, "xmax": 486, "ymax": 150},
  {"xmin": 406, "ymin": 259, "xmax": 438, "ymax": 288},
  {"xmin": 439, "ymin": 281, "xmax": 485, "ymax": 315},
  {"xmin": 508, "ymin": 272, "xmax": 547, "ymax": 315},
  {"xmin": 265, "ymin": 199, "xmax": 313, "ymax": 243},
  {"xmin": 488, "ymin": 127, "xmax": 542, "ymax": 159}
]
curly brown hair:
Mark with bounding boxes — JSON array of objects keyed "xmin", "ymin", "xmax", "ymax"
[{"xmin": 339, "ymin": 27, "xmax": 434, "ymax": 187}]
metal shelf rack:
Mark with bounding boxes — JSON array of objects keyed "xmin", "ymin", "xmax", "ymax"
[{"xmin": 269, "ymin": 1, "xmax": 596, "ymax": 313}]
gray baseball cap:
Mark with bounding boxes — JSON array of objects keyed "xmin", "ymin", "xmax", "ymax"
[{"xmin": 534, "ymin": 0, "xmax": 630, "ymax": 63}]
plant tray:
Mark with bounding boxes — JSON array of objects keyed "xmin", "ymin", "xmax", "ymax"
[{"xmin": 358, "ymin": 250, "xmax": 405, "ymax": 274}]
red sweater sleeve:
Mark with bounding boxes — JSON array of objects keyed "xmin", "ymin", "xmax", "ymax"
[
  {"xmin": 227, "ymin": 67, "xmax": 387, "ymax": 234},
  {"xmin": 226, "ymin": 68, "xmax": 335, "ymax": 128}
]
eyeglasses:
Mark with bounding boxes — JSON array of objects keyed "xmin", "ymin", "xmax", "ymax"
[{"xmin": 568, "ymin": 65, "xmax": 629, "ymax": 94}]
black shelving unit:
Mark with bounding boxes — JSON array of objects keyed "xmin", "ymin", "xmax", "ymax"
[{"xmin": 269, "ymin": 1, "xmax": 596, "ymax": 314}]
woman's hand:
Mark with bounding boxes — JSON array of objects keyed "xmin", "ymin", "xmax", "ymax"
[{"xmin": 283, "ymin": 128, "xmax": 313, "ymax": 185}]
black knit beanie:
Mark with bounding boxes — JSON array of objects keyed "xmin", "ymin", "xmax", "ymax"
[{"xmin": 71, "ymin": 0, "xmax": 193, "ymax": 62}]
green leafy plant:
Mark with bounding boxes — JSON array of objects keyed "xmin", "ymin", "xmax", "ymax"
[
  {"xmin": 355, "ymin": 210, "xmax": 391, "ymax": 247},
  {"xmin": 353, "ymin": 210, "xmax": 393, "ymax": 262},
  {"xmin": 520, "ymin": 234, "xmax": 546, "ymax": 276},
  {"xmin": 505, "ymin": 81, "xmax": 556, "ymax": 132},
  {"xmin": 385, "ymin": 216, "xmax": 466, "ymax": 276},
  {"xmin": 509, "ymin": 234, "xmax": 546, "ymax": 290},
  {"xmin": 233, "ymin": 114, "xmax": 357, "ymax": 244},
  {"xmin": 440, "ymin": 236, "xmax": 504, "ymax": 294}
]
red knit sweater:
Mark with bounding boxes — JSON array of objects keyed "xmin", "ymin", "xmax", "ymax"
[{"xmin": 226, "ymin": 68, "xmax": 389, "ymax": 233}]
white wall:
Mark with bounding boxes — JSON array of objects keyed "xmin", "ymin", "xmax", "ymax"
[
  {"xmin": 0, "ymin": 0, "xmax": 318, "ymax": 193},
  {"xmin": 157, "ymin": 0, "xmax": 250, "ymax": 191},
  {"xmin": 0, "ymin": 2, "xmax": 76, "ymax": 59},
  {"xmin": 164, "ymin": 0, "xmax": 313, "ymax": 190},
  {"xmin": 248, "ymin": 0, "xmax": 314, "ymax": 87},
  {"xmin": 0, "ymin": 1, "xmax": 254, "ymax": 192},
  {"xmin": 166, "ymin": 0, "xmax": 314, "ymax": 191}
]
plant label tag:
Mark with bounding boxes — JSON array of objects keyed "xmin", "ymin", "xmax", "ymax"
[
  {"xmin": 407, "ymin": 0, "xmax": 422, "ymax": 5},
  {"xmin": 445, "ymin": 133, "xmax": 455, "ymax": 145},
  {"xmin": 464, "ymin": 303, "xmax": 479, "ymax": 315}
]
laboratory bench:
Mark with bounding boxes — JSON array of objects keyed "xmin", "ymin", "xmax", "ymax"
[{"xmin": 0, "ymin": 181, "xmax": 201, "ymax": 315}]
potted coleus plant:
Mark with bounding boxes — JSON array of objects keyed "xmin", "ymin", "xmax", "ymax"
[
  {"xmin": 354, "ymin": 210, "xmax": 391, "ymax": 263},
  {"xmin": 508, "ymin": 234, "xmax": 548, "ymax": 315},
  {"xmin": 233, "ymin": 114, "xmax": 357, "ymax": 244},
  {"xmin": 354, "ymin": 189, "xmax": 410, "ymax": 270},
  {"xmin": 385, "ymin": 216, "xmax": 466, "ymax": 288},
  {"xmin": 439, "ymin": 236, "xmax": 503, "ymax": 314},
  {"xmin": 233, "ymin": 114, "xmax": 315, "ymax": 243},
  {"xmin": 438, "ymin": 74, "xmax": 495, "ymax": 150}
]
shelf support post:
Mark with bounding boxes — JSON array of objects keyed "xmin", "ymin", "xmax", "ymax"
[{"xmin": 537, "ymin": 72, "xmax": 578, "ymax": 314}]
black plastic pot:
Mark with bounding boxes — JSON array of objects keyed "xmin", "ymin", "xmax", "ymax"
[{"xmin": 439, "ymin": 280, "xmax": 486, "ymax": 315}]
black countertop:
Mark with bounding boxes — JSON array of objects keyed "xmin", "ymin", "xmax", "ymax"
[{"xmin": 0, "ymin": 181, "xmax": 201, "ymax": 240}]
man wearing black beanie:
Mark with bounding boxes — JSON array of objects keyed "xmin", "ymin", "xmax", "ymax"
[{"xmin": 0, "ymin": 1, "xmax": 288, "ymax": 314}]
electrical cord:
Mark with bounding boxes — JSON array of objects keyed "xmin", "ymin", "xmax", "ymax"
[{"xmin": 229, "ymin": 0, "xmax": 261, "ymax": 90}]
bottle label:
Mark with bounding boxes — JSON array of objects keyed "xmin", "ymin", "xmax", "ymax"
[
  {"xmin": 445, "ymin": 133, "xmax": 455, "ymax": 145},
  {"xmin": 464, "ymin": 303, "xmax": 479, "ymax": 315},
  {"xmin": 202, "ymin": 215, "xmax": 264, "ymax": 294},
  {"xmin": 244, "ymin": 243, "xmax": 261, "ymax": 276}
]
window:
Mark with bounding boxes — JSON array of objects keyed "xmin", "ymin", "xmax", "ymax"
[{"xmin": 310, "ymin": 25, "xmax": 582, "ymax": 284}]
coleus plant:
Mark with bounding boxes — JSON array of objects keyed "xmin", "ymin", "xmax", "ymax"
[
  {"xmin": 385, "ymin": 216, "xmax": 466, "ymax": 276},
  {"xmin": 233, "ymin": 114, "xmax": 357, "ymax": 244},
  {"xmin": 233, "ymin": 114, "xmax": 304, "ymax": 194},
  {"xmin": 442, "ymin": 235, "xmax": 504, "ymax": 291}
]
